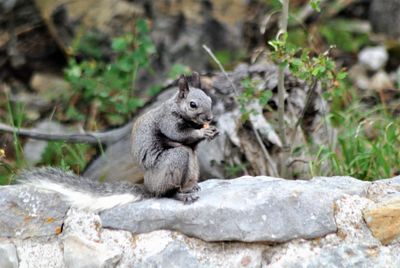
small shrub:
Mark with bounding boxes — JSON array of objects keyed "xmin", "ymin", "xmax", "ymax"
[{"xmin": 64, "ymin": 19, "xmax": 156, "ymax": 126}]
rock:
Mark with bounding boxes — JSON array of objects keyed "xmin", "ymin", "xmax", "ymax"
[
  {"xmin": 3, "ymin": 175, "xmax": 400, "ymax": 266},
  {"xmin": 101, "ymin": 176, "xmax": 368, "ymax": 243},
  {"xmin": 62, "ymin": 209, "xmax": 102, "ymax": 242},
  {"xmin": 63, "ymin": 235, "xmax": 121, "ymax": 268},
  {"xmin": 23, "ymin": 120, "xmax": 71, "ymax": 165},
  {"xmin": 15, "ymin": 239, "xmax": 64, "ymax": 268},
  {"xmin": 61, "ymin": 209, "xmax": 122, "ymax": 267},
  {"xmin": 310, "ymin": 176, "xmax": 369, "ymax": 196},
  {"xmin": 248, "ymin": 101, "xmax": 282, "ymax": 147},
  {"xmin": 0, "ymin": 242, "xmax": 18, "ymax": 268},
  {"xmin": 358, "ymin": 46, "xmax": 388, "ymax": 71},
  {"xmin": 264, "ymin": 195, "xmax": 395, "ymax": 267},
  {"xmin": 370, "ymin": 0, "xmax": 400, "ymax": 38},
  {"xmin": 102, "ymin": 229, "xmax": 267, "ymax": 268},
  {"xmin": 370, "ymin": 71, "xmax": 394, "ymax": 92},
  {"xmin": 0, "ymin": 185, "xmax": 69, "ymax": 238},
  {"xmin": 363, "ymin": 171, "xmax": 400, "ymax": 246},
  {"xmin": 363, "ymin": 198, "xmax": 400, "ymax": 245},
  {"xmin": 367, "ymin": 179, "xmax": 400, "ymax": 203},
  {"xmin": 30, "ymin": 72, "xmax": 70, "ymax": 93},
  {"xmin": 267, "ymin": 242, "xmax": 399, "ymax": 268},
  {"xmin": 99, "ymin": 229, "xmax": 136, "ymax": 267},
  {"xmin": 197, "ymin": 133, "xmax": 226, "ymax": 179},
  {"xmin": 333, "ymin": 195, "xmax": 378, "ymax": 244},
  {"xmin": 388, "ymin": 175, "xmax": 400, "ymax": 184},
  {"xmin": 348, "ymin": 64, "xmax": 370, "ymax": 90}
]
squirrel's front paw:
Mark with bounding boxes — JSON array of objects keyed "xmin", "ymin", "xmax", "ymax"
[{"xmin": 201, "ymin": 126, "xmax": 219, "ymax": 140}]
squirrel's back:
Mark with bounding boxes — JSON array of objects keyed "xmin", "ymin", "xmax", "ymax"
[{"xmin": 131, "ymin": 102, "xmax": 168, "ymax": 169}]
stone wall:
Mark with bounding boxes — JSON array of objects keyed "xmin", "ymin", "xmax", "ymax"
[{"xmin": 1, "ymin": 175, "xmax": 400, "ymax": 267}]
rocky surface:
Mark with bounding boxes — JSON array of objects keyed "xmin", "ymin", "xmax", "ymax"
[
  {"xmin": 101, "ymin": 176, "xmax": 368, "ymax": 242},
  {"xmin": 363, "ymin": 178, "xmax": 400, "ymax": 245},
  {"xmin": 0, "ymin": 242, "xmax": 18, "ymax": 268},
  {"xmin": 0, "ymin": 185, "xmax": 68, "ymax": 238},
  {"xmin": 0, "ymin": 174, "xmax": 399, "ymax": 267},
  {"xmin": 358, "ymin": 46, "xmax": 388, "ymax": 71},
  {"xmin": 370, "ymin": 0, "xmax": 400, "ymax": 38}
]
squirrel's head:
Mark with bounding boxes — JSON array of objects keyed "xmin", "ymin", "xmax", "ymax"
[{"xmin": 176, "ymin": 72, "xmax": 213, "ymax": 126}]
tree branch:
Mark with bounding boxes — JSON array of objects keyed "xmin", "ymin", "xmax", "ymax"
[
  {"xmin": 0, "ymin": 122, "xmax": 132, "ymax": 145},
  {"xmin": 277, "ymin": 0, "xmax": 290, "ymax": 177}
]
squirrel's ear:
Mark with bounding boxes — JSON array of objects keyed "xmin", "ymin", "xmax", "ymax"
[
  {"xmin": 191, "ymin": 71, "xmax": 201, "ymax": 88},
  {"xmin": 178, "ymin": 74, "xmax": 189, "ymax": 99}
]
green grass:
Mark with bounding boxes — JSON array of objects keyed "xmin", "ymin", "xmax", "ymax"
[
  {"xmin": 0, "ymin": 95, "xmax": 95, "ymax": 185},
  {"xmin": 309, "ymin": 100, "xmax": 400, "ymax": 180}
]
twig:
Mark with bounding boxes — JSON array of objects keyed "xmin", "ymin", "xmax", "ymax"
[
  {"xmin": 277, "ymin": 0, "xmax": 290, "ymax": 177},
  {"xmin": 252, "ymin": 126, "xmax": 279, "ymax": 177},
  {"xmin": 287, "ymin": 158, "xmax": 309, "ymax": 168},
  {"xmin": 290, "ymin": 77, "xmax": 318, "ymax": 145},
  {"xmin": 202, "ymin": 44, "xmax": 238, "ymax": 95},
  {"xmin": 0, "ymin": 122, "xmax": 132, "ymax": 145}
]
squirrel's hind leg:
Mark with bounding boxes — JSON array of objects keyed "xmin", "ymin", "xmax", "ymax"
[
  {"xmin": 143, "ymin": 147, "xmax": 200, "ymax": 203},
  {"xmin": 144, "ymin": 147, "xmax": 189, "ymax": 196},
  {"xmin": 174, "ymin": 147, "xmax": 200, "ymax": 203},
  {"xmin": 180, "ymin": 149, "xmax": 200, "ymax": 193}
]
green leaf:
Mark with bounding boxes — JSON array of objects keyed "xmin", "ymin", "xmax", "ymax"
[
  {"xmin": 111, "ymin": 37, "xmax": 128, "ymax": 52},
  {"xmin": 127, "ymin": 98, "xmax": 145, "ymax": 111},
  {"xmin": 310, "ymin": 0, "xmax": 321, "ymax": 12},
  {"xmin": 259, "ymin": 90, "xmax": 273, "ymax": 107},
  {"xmin": 337, "ymin": 71, "xmax": 347, "ymax": 80},
  {"xmin": 168, "ymin": 64, "xmax": 191, "ymax": 79}
]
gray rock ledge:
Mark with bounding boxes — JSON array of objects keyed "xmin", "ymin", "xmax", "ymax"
[{"xmin": 101, "ymin": 176, "xmax": 368, "ymax": 242}]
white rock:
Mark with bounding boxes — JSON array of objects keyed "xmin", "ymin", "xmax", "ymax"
[
  {"xmin": 127, "ymin": 230, "xmax": 266, "ymax": 268},
  {"xmin": 358, "ymin": 46, "xmax": 388, "ymax": 71},
  {"xmin": 348, "ymin": 64, "xmax": 370, "ymax": 90},
  {"xmin": 15, "ymin": 239, "xmax": 64, "ymax": 268},
  {"xmin": 0, "ymin": 242, "xmax": 18, "ymax": 268},
  {"xmin": 30, "ymin": 72, "xmax": 70, "ymax": 93},
  {"xmin": 63, "ymin": 235, "xmax": 121, "ymax": 268},
  {"xmin": 370, "ymin": 71, "xmax": 394, "ymax": 91}
]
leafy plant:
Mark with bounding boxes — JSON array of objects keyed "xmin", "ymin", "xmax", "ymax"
[
  {"xmin": 168, "ymin": 64, "xmax": 192, "ymax": 79},
  {"xmin": 269, "ymin": 33, "xmax": 346, "ymax": 90},
  {"xmin": 320, "ymin": 19, "xmax": 369, "ymax": 53},
  {"xmin": 224, "ymin": 162, "xmax": 247, "ymax": 177},
  {"xmin": 238, "ymin": 77, "xmax": 273, "ymax": 122},
  {"xmin": 64, "ymin": 19, "xmax": 156, "ymax": 126}
]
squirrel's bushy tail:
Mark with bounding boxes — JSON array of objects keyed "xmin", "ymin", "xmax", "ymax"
[{"xmin": 16, "ymin": 167, "xmax": 144, "ymax": 212}]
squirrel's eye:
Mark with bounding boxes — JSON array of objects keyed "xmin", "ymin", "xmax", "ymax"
[{"xmin": 190, "ymin": 101, "xmax": 197, "ymax": 109}]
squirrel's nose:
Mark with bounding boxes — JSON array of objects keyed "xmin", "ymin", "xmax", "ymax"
[{"xmin": 201, "ymin": 114, "xmax": 213, "ymax": 123}]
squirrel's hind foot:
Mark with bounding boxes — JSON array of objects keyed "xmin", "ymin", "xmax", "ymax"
[
  {"xmin": 190, "ymin": 184, "xmax": 201, "ymax": 193},
  {"xmin": 174, "ymin": 192, "xmax": 199, "ymax": 204}
]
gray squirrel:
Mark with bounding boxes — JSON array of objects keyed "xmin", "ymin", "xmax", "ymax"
[{"xmin": 17, "ymin": 72, "xmax": 219, "ymax": 211}]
